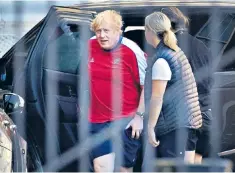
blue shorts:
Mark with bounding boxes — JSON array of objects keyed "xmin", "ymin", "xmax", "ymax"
[{"xmin": 89, "ymin": 117, "xmax": 142, "ymax": 168}]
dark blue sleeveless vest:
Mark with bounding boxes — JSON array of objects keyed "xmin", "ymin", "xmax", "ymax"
[{"xmin": 144, "ymin": 41, "xmax": 201, "ymax": 136}]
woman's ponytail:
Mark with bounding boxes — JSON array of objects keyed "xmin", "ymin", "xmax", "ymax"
[{"xmin": 163, "ymin": 30, "xmax": 179, "ymax": 52}]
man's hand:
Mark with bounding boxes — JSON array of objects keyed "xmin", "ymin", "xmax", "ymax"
[
  {"xmin": 125, "ymin": 114, "xmax": 143, "ymax": 139},
  {"xmin": 189, "ymin": 113, "xmax": 202, "ymax": 129},
  {"xmin": 147, "ymin": 126, "xmax": 160, "ymax": 147}
]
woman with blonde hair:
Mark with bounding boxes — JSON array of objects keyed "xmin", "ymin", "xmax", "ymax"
[{"xmin": 143, "ymin": 12, "xmax": 202, "ymax": 164}]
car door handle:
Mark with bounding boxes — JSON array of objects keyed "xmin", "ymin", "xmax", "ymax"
[{"xmin": 67, "ymin": 85, "xmax": 76, "ymax": 97}]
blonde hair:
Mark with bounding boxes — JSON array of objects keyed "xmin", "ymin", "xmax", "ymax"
[
  {"xmin": 90, "ymin": 10, "xmax": 123, "ymax": 33},
  {"xmin": 145, "ymin": 12, "xmax": 179, "ymax": 51}
]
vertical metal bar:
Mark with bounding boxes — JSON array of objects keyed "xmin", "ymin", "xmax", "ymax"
[
  {"xmin": 175, "ymin": 6, "xmax": 191, "ymax": 172},
  {"xmin": 209, "ymin": 7, "xmax": 222, "ymax": 163},
  {"xmin": 13, "ymin": 0, "xmax": 26, "ymax": 142},
  {"xmin": 78, "ymin": 22, "xmax": 91, "ymax": 172},
  {"xmin": 111, "ymin": 7, "xmax": 123, "ymax": 171},
  {"xmin": 142, "ymin": 2, "xmax": 156, "ymax": 172},
  {"xmin": 45, "ymin": 1, "xmax": 59, "ymax": 167},
  {"xmin": 12, "ymin": 3, "xmax": 26, "ymax": 172}
]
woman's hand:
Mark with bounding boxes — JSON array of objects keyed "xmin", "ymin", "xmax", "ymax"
[{"xmin": 147, "ymin": 126, "xmax": 160, "ymax": 147}]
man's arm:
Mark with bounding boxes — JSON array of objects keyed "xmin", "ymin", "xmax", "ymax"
[
  {"xmin": 123, "ymin": 39, "xmax": 147, "ymax": 139},
  {"xmin": 126, "ymin": 86, "xmax": 145, "ymax": 139},
  {"xmin": 136, "ymin": 86, "xmax": 145, "ymax": 114}
]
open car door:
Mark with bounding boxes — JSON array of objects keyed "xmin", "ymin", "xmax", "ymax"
[{"xmin": 12, "ymin": 6, "xmax": 96, "ymax": 171}]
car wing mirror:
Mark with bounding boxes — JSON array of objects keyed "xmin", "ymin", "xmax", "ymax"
[{"xmin": 3, "ymin": 93, "xmax": 25, "ymax": 114}]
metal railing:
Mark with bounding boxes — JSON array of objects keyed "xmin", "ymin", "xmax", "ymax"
[{"xmin": 1, "ymin": 1, "xmax": 235, "ymax": 172}]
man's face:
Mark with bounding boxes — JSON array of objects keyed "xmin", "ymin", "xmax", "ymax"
[{"xmin": 95, "ymin": 21, "xmax": 120, "ymax": 50}]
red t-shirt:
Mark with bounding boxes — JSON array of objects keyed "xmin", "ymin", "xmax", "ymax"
[{"xmin": 88, "ymin": 37, "xmax": 147, "ymax": 123}]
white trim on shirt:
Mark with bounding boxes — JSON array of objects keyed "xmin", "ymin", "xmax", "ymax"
[{"xmin": 121, "ymin": 37, "xmax": 147, "ymax": 85}]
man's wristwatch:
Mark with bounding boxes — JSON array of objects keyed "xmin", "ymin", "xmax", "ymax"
[{"xmin": 136, "ymin": 111, "xmax": 145, "ymax": 119}]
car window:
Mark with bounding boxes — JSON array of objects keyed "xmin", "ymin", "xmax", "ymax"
[
  {"xmin": 43, "ymin": 31, "xmax": 80, "ymax": 74},
  {"xmin": 123, "ymin": 10, "xmax": 235, "ymax": 72}
]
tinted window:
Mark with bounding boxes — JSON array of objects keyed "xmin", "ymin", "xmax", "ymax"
[
  {"xmin": 43, "ymin": 31, "xmax": 80, "ymax": 74},
  {"xmin": 122, "ymin": 9, "xmax": 235, "ymax": 72}
]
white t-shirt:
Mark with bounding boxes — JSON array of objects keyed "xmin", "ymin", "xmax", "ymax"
[{"xmin": 152, "ymin": 58, "xmax": 172, "ymax": 80}]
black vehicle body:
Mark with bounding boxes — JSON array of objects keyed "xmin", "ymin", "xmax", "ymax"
[{"xmin": 0, "ymin": 0, "xmax": 235, "ymax": 171}]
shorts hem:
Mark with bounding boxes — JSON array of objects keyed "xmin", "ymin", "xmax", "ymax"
[{"xmin": 92, "ymin": 150, "xmax": 113, "ymax": 160}]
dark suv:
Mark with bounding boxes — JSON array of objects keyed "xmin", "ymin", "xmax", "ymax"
[{"xmin": 0, "ymin": 1, "xmax": 235, "ymax": 171}]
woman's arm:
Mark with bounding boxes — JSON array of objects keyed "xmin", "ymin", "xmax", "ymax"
[
  {"xmin": 147, "ymin": 80, "xmax": 168, "ymax": 147},
  {"xmin": 147, "ymin": 58, "xmax": 171, "ymax": 147},
  {"xmin": 148, "ymin": 80, "xmax": 168, "ymax": 128}
]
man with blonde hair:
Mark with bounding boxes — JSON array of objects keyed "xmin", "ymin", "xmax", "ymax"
[{"xmin": 88, "ymin": 10, "xmax": 147, "ymax": 172}]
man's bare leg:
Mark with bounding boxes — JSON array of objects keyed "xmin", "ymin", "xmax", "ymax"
[{"xmin": 93, "ymin": 153, "xmax": 115, "ymax": 172}]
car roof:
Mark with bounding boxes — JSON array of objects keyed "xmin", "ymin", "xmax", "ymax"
[
  {"xmin": 1, "ymin": 0, "xmax": 235, "ymax": 62},
  {"xmin": 73, "ymin": 0, "xmax": 235, "ymax": 10},
  {"xmin": 70, "ymin": 0, "xmax": 235, "ymax": 18}
]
